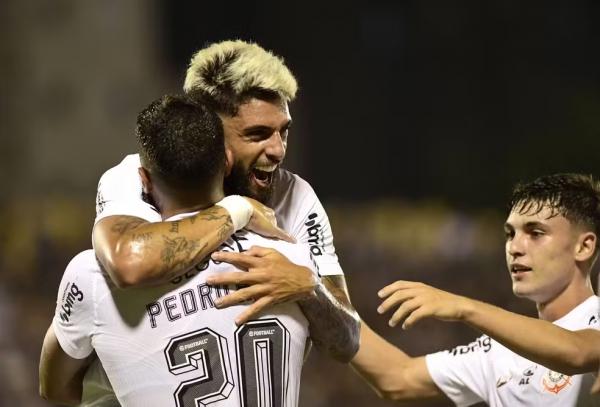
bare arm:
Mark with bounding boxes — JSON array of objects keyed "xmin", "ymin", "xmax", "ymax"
[
  {"xmin": 39, "ymin": 325, "xmax": 93, "ymax": 405},
  {"xmin": 378, "ymin": 280, "xmax": 600, "ymax": 376},
  {"xmin": 466, "ymin": 302, "xmax": 600, "ymax": 375},
  {"xmin": 296, "ymin": 275, "xmax": 360, "ymax": 362},
  {"xmin": 207, "ymin": 246, "xmax": 361, "ymax": 362},
  {"xmin": 93, "ymin": 207, "xmax": 233, "ymax": 288},
  {"xmin": 350, "ymin": 323, "xmax": 444, "ymax": 402},
  {"xmin": 93, "ymin": 199, "xmax": 292, "ymax": 288}
]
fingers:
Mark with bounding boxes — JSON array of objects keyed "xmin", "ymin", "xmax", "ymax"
[
  {"xmin": 388, "ymin": 298, "xmax": 422, "ymax": 328},
  {"xmin": 243, "ymin": 246, "xmax": 274, "ymax": 257},
  {"xmin": 233, "ymin": 296, "xmax": 272, "ymax": 326},
  {"xmin": 213, "ymin": 284, "xmax": 267, "ymax": 308},
  {"xmin": 211, "ymin": 251, "xmax": 259, "ymax": 269},
  {"xmin": 206, "ymin": 271, "xmax": 266, "ymax": 286},
  {"xmin": 378, "ymin": 280, "xmax": 422, "ymax": 299},
  {"xmin": 377, "ymin": 288, "xmax": 417, "ymax": 315},
  {"xmin": 402, "ymin": 306, "xmax": 430, "ymax": 330},
  {"xmin": 271, "ymin": 227, "xmax": 296, "ymax": 243},
  {"xmin": 591, "ymin": 374, "xmax": 600, "ymax": 394}
]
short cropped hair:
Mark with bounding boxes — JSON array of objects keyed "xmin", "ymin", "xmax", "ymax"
[
  {"xmin": 183, "ymin": 40, "xmax": 297, "ymax": 115},
  {"xmin": 136, "ymin": 95, "xmax": 224, "ymax": 190},
  {"xmin": 509, "ymin": 173, "xmax": 600, "ymax": 241}
]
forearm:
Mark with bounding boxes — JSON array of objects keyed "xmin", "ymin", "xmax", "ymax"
[
  {"xmin": 351, "ymin": 324, "xmax": 440, "ymax": 401},
  {"xmin": 297, "ymin": 276, "xmax": 360, "ymax": 362},
  {"xmin": 94, "ymin": 206, "xmax": 233, "ymax": 288},
  {"xmin": 463, "ymin": 299, "xmax": 600, "ymax": 374},
  {"xmin": 351, "ymin": 323, "xmax": 410, "ymax": 395},
  {"xmin": 39, "ymin": 326, "xmax": 92, "ymax": 405}
]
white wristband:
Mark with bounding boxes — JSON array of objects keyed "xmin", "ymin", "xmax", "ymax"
[{"xmin": 215, "ymin": 195, "xmax": 253, "ymax": 231}]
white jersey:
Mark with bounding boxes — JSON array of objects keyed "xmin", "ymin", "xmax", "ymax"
[
  {"xmin": 53, "ymin": 230, "xmax": 317, "ymax": 407},
  {"xmin": 95, "ymin": 154, "xmax": 343, "ymax": 276},
  {"xmin": 426, "ymin": 296, "xmax": 600, "ymax": 407}
]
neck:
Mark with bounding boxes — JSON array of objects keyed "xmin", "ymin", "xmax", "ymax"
[
  {"xmin": 155, "ymin": 189, "xmax": 225, "ymax": 220},
  {"xmin": 536, "ymin": 278, "xmax": 594, "ymax": 321}
]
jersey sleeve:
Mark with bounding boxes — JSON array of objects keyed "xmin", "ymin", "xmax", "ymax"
[
  {"xmin": 425, "ymin": 335, "xmax": 493, "ymax": 406},
  {"xmin": 94, "ymin": 154, "xmax": 161, "ymax": 224},
  {"xmin": 277, "ymin": 242, "xmax": 321, "ymax": 279},
  {"xmin": 287, "ymin": 177, "xmax": 343, "ymax": 276},
  {"xmin": 52, "ymin": 250, "xmax": 98, "ymax": 359}
]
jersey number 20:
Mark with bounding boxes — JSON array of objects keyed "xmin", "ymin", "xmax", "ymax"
[{"xmin": 164, "ymin": 319, "xmax": 290, "ymax": 407}]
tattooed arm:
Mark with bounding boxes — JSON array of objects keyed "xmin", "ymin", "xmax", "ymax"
[
  {"xmin": 93, "ymin": 207, "xmax": 233, "ymax": 288},
  {"xmin": 297, "ymin": 275, "xmax": 361, "ymax": 362}
]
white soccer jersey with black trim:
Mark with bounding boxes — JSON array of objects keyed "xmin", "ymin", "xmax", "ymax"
[
  {"xmin": 426, "ymin": 296, "xmax": 600, "ymax": 407},
  {"xmin": 94, "ymin": 154, "xmax": 343, "ymax": 276},
  {"xmin": 53, "ymin": 231, "xmax": 316, "ymax": 407}
]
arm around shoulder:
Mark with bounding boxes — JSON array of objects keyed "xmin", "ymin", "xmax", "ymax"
[{"xmin": 93, "ymin": 209, "xmax": 234, "ymax": 288}]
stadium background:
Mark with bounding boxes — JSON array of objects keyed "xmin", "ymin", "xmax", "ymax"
[{"xmin": 2, "ymin": 1, "xmax": 600, "ymax": 406}]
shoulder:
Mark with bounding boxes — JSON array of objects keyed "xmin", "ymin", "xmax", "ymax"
[
  {"xmin": 64, "ymin": 250, "xmax": 100, "ymax": 276},
  {"xmin": 100, "ymin": 154, "xmax": 140, "ymax": 178},
  {"xmin": 274, "ymin": 168, "xmax": 317, "ymax": 198},
  {"xmin": 271, "ymin": 168, "xmax": 323, "ymax": 217},
  {"xmin": 243, "ymin": 231, "xmax": 314, "ymax": 268}
]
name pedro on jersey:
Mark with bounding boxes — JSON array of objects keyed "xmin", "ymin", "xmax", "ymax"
[
  {"xmin": 146, "ymin": 282, "xmax": 236, "ymax": 329},
  {"xmin": 146, "ymin": 233, "xmax": 253, "ymax": 329}
]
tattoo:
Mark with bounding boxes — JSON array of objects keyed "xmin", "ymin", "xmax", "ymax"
[
  {"xmin": 197, "ymin": 206, "xmax": 227, "ymax": 221},
  {"xmin": 131, "ymin": 232, "xmax": 153, "ymax": 243},
  {"xmin": 189, "ymin": 207, "xmax": 233, "ymax": 239},
  {"xmin": 298, "ymin": 276, "xmax": 360, "ymax": 362},
  {"xmin": 218, "ymin": 218, "xmax": 233, "ymax": 240},
  {"xmin": 160, "ymin": 235, "xmax": 207, "ymax": 278},
  {"xmin": 169, "ymin": 221, "xmax": 180, "ymax": 233},
  {"xmin": 110, "ymin": 218, "xmax": 146, "ymax": 235}
]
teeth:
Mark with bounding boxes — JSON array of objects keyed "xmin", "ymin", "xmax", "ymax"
[{"xmin": 254, "ymin": 164, "xmax": 277, "ymax": 172}]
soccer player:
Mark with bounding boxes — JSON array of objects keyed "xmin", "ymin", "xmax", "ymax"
[
  {"xmin": 351, "ymin": 173, "xmax": 600, "ymax": 406},
  {"xmin": 40, "ymin": 95, "xmax": 319, "ymax": 406},
  {"xmin": 91, "ymin": 40, "xmax": 359, "ymax": 361}
]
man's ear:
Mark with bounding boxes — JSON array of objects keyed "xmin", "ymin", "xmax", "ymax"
[
  {"xmin": 575, "ymin": 231, "xmax": 597, "ymax": 263},
  {"xmin": 138, "ymin": 167, "xmax": 152, "ymax": 194},
  {"xmin": 224, "ymin": 148, "xmax": 234, "ymax": 177}
]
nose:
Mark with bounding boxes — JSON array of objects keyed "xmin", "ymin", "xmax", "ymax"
[
  {"xmin": 264, "ymin": 131, "xmax": 286, "ymax": 163},
  {"xmin": 507, "ymin": 233, "xmax": 525, "ymax": 258}
]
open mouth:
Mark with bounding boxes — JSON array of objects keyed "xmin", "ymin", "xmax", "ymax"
[{"xmin": 251, "ymin": 166, "xmax": 276, "ymax": 188}]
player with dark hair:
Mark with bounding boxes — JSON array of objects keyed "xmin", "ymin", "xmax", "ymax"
[
  {"xmin": 91, "ymin": 40, "xmax": 359, "ymax": 361},
  {"xmin": 40, "ymin": 95, "xmax": 319, "ymax": 406},
  {"xmin": 352, "ymin": 173, "xmax": 600, "ymax": 406}
]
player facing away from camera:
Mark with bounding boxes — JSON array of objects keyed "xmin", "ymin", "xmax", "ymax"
[
  {"xmin": 91, "ymin": 40, "xmax": 359, "ymax": 360},
  {"xmin": 351, "ymin": 173, "xmax": 600, "ymax": 406},
  {"xmin": 40, "ymin": 95, "xmax": 319, "ymax": 407}
]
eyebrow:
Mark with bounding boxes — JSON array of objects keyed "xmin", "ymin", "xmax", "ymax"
[
  {"xmin": 504, "ymin": 221, "xmax": 547, "ymax": 229},
  {"xmin": 242, "ymin": 119, "xmax": 292, "ymax": 135}
]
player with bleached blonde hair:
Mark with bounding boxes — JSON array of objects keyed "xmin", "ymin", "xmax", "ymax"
[
  {"xmin": 184, "ymin": 40, "xmax": 298, "ymax": 113},
  {"xmin": 53, "ymin": 40, "xmax": 361, "ymax": 406}
]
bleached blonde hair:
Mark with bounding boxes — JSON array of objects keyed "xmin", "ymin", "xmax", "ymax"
[{"xmin": 183, "ymin": 40, "xmax": 297, "ymax": 115}]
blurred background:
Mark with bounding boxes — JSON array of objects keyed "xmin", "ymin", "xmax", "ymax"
[{"xmin": 2, "ymin": 0, "xmax": 600, "ymax": 406}]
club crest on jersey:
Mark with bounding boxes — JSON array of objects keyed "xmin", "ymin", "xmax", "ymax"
[{"xmin": 541, "ymin": 370, "xmax": 571, "ymax": 394}]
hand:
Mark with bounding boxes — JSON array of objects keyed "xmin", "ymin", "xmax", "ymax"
[
  {"xmin": 244, "ymin": 198, "xmax": 295, "ymax": 243},
  {"xmin": 206, "ymin": 246, "xmax": 318, "ymax": 325},
  {"xmin": 591, "ymin": 370, "xmax": 600, "ymax": 394},
  {"xmin": 377, "ymin": 281, "xmax": 472, "ymax": 329}
]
